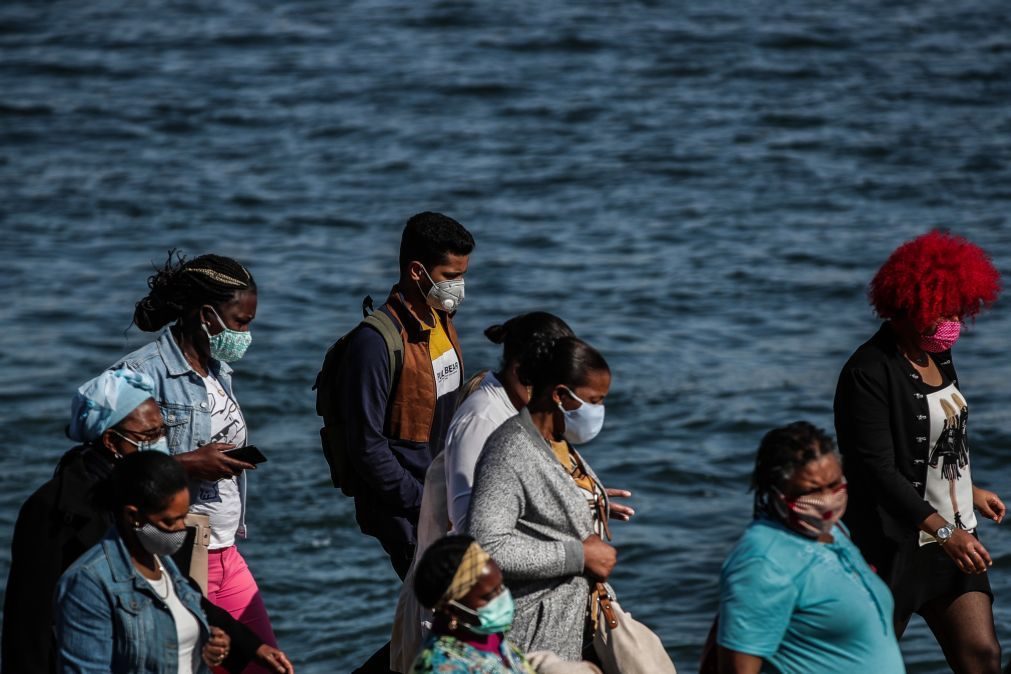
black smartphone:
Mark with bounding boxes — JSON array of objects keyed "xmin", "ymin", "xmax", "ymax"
[{"xmin": 223, "ymin": 445, "xmax": 268, "ymax": 465}]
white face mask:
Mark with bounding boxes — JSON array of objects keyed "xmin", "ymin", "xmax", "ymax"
[
  {"xmin": 557, "ymin": 387, "xmax": 606, "ymax": 445},
  {"xmin": 112, "ymin": 430, "xmax": 170, "ymax": 454},
  {"xmin": 419, "ymin": 265, "xmax": 465, "ymax": 312}
]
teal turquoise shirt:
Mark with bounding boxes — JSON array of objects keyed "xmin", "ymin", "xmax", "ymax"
[{"xmin": 718, "ymin": 519, "xmax": 905, "ymax": 674}]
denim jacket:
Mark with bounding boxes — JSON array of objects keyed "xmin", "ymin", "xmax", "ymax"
[
  {"xmin": 54, "ymin": 528, "xmax": 210, "ymax": 674},
  {"xmin": 112, "ymin": 330, "xmax": 247, "ymax": 538}
]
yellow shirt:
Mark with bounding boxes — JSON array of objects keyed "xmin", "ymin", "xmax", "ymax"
[
  {"xmin": 550, "ymin": 439, "xmax": 595, "ymax": 494},
  {"xmin": 428, "ymin": 310, "xmax": 461, "ymax": 399}
]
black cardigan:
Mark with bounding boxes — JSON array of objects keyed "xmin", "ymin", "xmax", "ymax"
[{"xmin": 833, "ymin": 323, "xmax": 960, "ymax": 572}]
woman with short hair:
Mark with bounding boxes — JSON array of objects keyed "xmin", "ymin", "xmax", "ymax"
[
  {"xmin": 834, "ymin": 231, "xmax": 1005, "ymax": 673},
  {"xmin": 717, "ymin": 422, "xmax": 904, "ymax": 674},
  {"xmin": 55, "ymin": 452, "xmax": 230, "ymax": 673}
]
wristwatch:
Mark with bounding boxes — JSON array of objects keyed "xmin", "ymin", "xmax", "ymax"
[{"xmin": 935, "ymin": 523, "xmax": 956, "ymax": 545}]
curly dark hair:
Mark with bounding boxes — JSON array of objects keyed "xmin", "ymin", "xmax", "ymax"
[
  {"xmin": 751, "ymin": 421, "xmax": 837, "ymax": 518},
  {"xmin": 398, "ymin": 212, "xmax": 475, "ymax": 272}
]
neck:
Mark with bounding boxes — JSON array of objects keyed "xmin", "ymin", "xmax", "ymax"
[
  {"xmin": 172, "ymin": 322, "xmax": 210, "ymax": 376},
  {"xmin": 527, "ymin": 397, "xmax": 560, "ymax": 443},
  {"xmin": 397, "ymin": 281, "xmax": 435, "ymax": 327},
  {"xmin": 497, "ymin": 366, "xmax": 528, "ymax": 412},
  {"xmin": 890, "ymin": 320, "xmax": 928, "ymax": 365}
]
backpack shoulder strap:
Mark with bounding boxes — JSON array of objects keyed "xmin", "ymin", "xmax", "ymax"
[{"xmin": 361, "ymin": 309, "xmax": 405, "ymax": 395}]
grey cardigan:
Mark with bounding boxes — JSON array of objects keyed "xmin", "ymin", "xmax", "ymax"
[{"xmin": 465, "ymin": 408, "xmax": 607, "ymax": 661}]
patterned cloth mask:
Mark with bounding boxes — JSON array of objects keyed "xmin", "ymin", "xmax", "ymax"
[
  {"xmin": 920, "ymin": 320, "xmax": 961, "ymax": 353},
  {"xmin": 774, "ymin": 482, "xmax": 848, "ymax": 538},
  {"xmin": 202, "ymin": 307, "xmax": 252, "ymax": 363},
  {"xmin": 134, "ymin": 522, "xmax": 188, "ymax": 557}
]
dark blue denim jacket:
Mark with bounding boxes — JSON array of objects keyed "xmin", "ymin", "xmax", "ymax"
[
  {"xmin": 112, "ymin": 330, "xmax": 247, "ymax": 538},
  {"xmin": 54, "ymin": 527, "xmax": 210, "ymax": 673}
]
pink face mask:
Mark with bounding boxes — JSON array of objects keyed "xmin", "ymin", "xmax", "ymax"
[
  {"xmin": 920, "ymin": 320, "xmax": 961, "ymax": 353},
  {"xmin": 774, "ymin": 482, "xmax": 848, "ymax": 538}
]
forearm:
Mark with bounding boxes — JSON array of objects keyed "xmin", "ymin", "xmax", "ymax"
[
  {"xmin": 466, "ymin": 483, "xmax": 582, "ymax": 579},
  {"xmin": 480, "ymin": 534, "xmax": 583, "ymax": 581},
  {"xmin": 919, "ymin": 512, "xmax": 946, "ymax": 535},
  {"xmin": 348, "ymin": 436, "xmax": 423, "ymax": 515}
]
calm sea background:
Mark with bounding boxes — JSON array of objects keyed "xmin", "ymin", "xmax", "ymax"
[{"xmin": 2, "ymin": 2, "xmax": 1011, "ymax": 672}]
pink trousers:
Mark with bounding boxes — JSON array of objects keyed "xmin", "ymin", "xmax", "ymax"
[{"xmin": 207, "ymin": 546, "xmax": 279, "ymax": 674}]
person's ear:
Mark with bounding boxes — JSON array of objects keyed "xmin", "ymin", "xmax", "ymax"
[
  {"xmin": 199, "ymin": 305, "xmax": 220, "ymax": 335},
  {"xmin": 552, "ymin": 385, "xmax": 567, "ymax": 409},
  {"xmin": 100, "ymin": 430, "xmax": 120, "ymax": 456},
  {"xmin": 408, "ymin": 261, "xmax": 426, "ymax": 284},
  {"xmin": 124, "ymin": 505, "xmax": 142, "ymax": 528}
]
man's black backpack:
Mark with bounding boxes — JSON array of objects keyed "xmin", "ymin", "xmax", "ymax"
[{"xmin": 313, "ymin": 297, "xmax": 404, "ymax": 496}]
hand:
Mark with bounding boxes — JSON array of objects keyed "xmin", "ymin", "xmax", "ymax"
[
  {"xmin": 973, "ymin": 486, "xmax": 1006, "ymax": 523},
  {"xmin": 202, "ymin": 627, "xmax": 230, "ymax": 668},
  {"xmin": 255, "ymin": 644, "xmax": 295, "ymax": 674},
  {"xmin": 582, "ymin": 534, "xmax": 617, "ymax": 581},
  {"xmin": 605, "ymin": 488, "xmax": 635, "ymax": 521},
  {"xmin": 176, "ymin": 443, "xmax": 254, "ymax": 481},
  {"xmin": 942, "ymin": 529, "xmax": 992, "ymax": 574}
]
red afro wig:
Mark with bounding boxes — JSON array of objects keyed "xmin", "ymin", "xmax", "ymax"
[{"xmin": 870, "ymin": 230, "xmax": 1001, "ymax": 331}]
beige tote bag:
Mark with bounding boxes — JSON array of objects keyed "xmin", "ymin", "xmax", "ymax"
[{"xmin": 591, "ymin": 583, "xmax": 677, "ymax": 674}]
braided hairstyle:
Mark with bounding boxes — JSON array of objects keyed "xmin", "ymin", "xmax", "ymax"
[
  {"xmin": 484, "ymin": 312, "xmax": 574, "ymax": 372},
  {"xmin": 133, "ymin": 251, "xmax": 256, "ymax": 332},
  {"xmin": 518, "ymin": 335, "xmax": 609, "ymax": 399},
  {"xmin": 751, "ymin": 421, "xmax": 837, "ymax": 518},
  {"xmin": 413, "ymin": 534, "xmax": 477, "ymax": 609}
]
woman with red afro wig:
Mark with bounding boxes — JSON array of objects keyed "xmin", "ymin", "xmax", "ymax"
[{"xmin": 835, "ymin": 230, "xmax": 1004, "ymax": 674}]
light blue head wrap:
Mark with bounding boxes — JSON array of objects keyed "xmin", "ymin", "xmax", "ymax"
[{"xmin": 68, "ymin": 368, "xmax": 156, "ymax": 442}]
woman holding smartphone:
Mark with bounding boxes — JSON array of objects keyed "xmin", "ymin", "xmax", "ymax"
[{"xmin": 108, "ymin": 251, "xmax": 279, "ymax": 672}]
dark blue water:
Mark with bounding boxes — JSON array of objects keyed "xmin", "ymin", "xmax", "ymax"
[{"xmin": 3, "ymin": 2, "xmax": 1011, "ymax": 671}]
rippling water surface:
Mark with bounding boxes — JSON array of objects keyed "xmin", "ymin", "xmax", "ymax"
[{"xmin": 3, "ymin": 2, "xmax": 1011, "ymax": 671}]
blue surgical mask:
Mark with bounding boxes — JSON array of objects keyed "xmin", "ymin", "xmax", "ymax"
[
  {"xmin": 420, "ymin": 265, "xmax": 465, "ymax": 312},
  {"xmin": 557, "ymin": 387, "xmax": 605, "ymax": 445},
  {"xmin": 202, "ymin": 307, "xmax": 253, "ymax": 363},
  {"xmin": 450, "ymin": 588, "xmax": 515, "ymax": 635},
  {"xmin": 112, "ymin": 430, "xmax": 170, "ymax": 454}
]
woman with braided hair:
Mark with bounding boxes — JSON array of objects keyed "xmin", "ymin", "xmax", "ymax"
[
  {"xmin": 716, "ymin": 422, "xmax": 904, "ymax": 674},
  {"xmin": 107, "ymin": 251, "xmax": 283, "ymax": 673}
]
